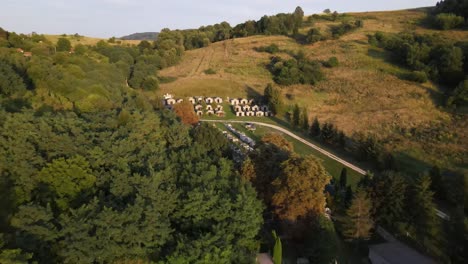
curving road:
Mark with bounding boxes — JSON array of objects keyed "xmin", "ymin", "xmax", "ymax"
[
  {"xmin": 201, "ymin": 119, "xmax": 450, "ymax": 220},
  {"xmin": 202, "ymin": 119, "xmax": 367, "ymax": 175}
]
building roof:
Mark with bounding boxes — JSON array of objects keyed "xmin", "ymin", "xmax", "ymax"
[{"xmin": 369, "ymin": 242, "xmax": 436, "ymax": 264}]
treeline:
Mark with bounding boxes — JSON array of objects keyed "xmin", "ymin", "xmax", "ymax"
[
  {"xmin": 148, "ymin": 6, "xmax": 305, "ymax": 52},
  {"xmin": 0, "ymin": 28, "xmax": 187, "ymax": 112},
  {"xmin": 428, "ymin": 0, "xmax": 468, "ymax": 30},
  {"xmin": 0, "ymin": 96, "xmax": 264, "ymax": 263},
  {"xmin": 232, "ymin": 7, "xmax": 305, "ymax": 38},
  {"xmin": 369, "ymin": 31, "xmax": 468, "ymax": 109},
  {"xmin": 304, "ymin": 18, "xmax": 363, "ymax": 44}
]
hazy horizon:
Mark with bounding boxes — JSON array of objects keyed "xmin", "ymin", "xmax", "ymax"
[{"xmin": 1, "ymin": 0, "xmax": 438, "ymax": 38}]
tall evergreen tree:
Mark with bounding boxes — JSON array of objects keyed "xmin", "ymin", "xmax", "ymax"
[
  {"xmin": 264, "ymin": 84, "xmax": 283, "ymax": 115},
  {"xmin": 342, "ymin": 189, "xmax": 374, "ymax": 241},
  {"xmin": 310, "ymin": 117, "xmax": 321, "ymax": 137},
  {"xmin": 408, "ymin": 174, "xmax": 442, "ymax": 257},
  {"xmin": 337, "ymin": 131, "xmax": 346, "ymax": 148},
  {"xmin": 344, "ymin": 186, "xmax": 353, "ymax": 208},
  {"xmin": 301, "ymin": 107, "xmax": 309, "ymax": 130},
  {"xmin": 428, "ymin": 165, "xmax": 445, "ymax": 200},
  {"xmin": 339, "ymin": 168, "xmax": 347, "ymax": 189},
  {"xmin": 369, "ymin": 171, "xmax": 408, "ymax": 229},
  {"xmin": 292, "ymin": 104, "xmax": 300, "ymax": 128},
  {"xmin": 320, "ymin": 122, "xmax": 335, "ymax": 144}
]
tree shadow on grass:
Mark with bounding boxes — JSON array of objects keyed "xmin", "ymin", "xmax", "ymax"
[
  {"xmin": 394, "ymin": 151, "xmax": 432, "ymax": 179},
  {"xmin": 367, "ymin": 48, "xmax": 401, "ymax": 66},
  {"xmin": 244, "ymin": 85, "xmax": 263, "ymax": 102}
]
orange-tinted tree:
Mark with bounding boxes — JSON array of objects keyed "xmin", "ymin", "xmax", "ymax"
[
  {"xmin": 173, "ymin": 102, "xmax": 199, "ymax": 126},
  {"xmin": 272, "ymin": 155, "xmax": 331, "ymax": 221},
  {"xmin": 261, "ymin": 133, "xmax": 293, "ymax": 152}
]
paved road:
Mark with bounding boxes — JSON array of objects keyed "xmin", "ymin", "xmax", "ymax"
[
  {"xmin": 201, "ymin": 119, "xmax": 450, "ymax": 220},
  {"xmin": 202, "ymin": 119, "xmax": 367, "ymax": 175}
]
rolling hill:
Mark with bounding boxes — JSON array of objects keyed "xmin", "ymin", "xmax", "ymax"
[
  {"xmin": 158, "ymin": 8, "xmax": 467, "ymax": 175},
  {"xmin": 120, "ymin": 32, "xmax": 159, "ymax": 40}
]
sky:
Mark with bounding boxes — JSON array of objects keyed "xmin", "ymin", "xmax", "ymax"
[{"xmin": 1, "ymin": 0, "xmax": 439, "ymax": 38}]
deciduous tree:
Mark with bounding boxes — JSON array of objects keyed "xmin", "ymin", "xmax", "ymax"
[
  {"xmin": 56, "ymin": 38, "xmax": 71, "ymax": 52},
  {"xmin": 264, "ymin": 84, "xmax": 283, "ymax": 115},
  {"xmin": 173, "ymin": 101, "xmax": 199, "ymax": 126},
  {"xmin": 272, "ymin": 155, "xmax": 330, "ymax": 221}
]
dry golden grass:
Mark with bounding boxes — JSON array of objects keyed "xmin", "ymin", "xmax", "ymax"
[
  {"xmin": 45, "ymin": 35, "xmax": 140, "ymax": 47},
  {"xmin": 158, "ymin": 9, "xmax": 467, "ymax": 171}
]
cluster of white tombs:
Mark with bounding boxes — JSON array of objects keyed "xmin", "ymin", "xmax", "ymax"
[{"xmin": 163, "ymin": 94, "xmax": 272, "ymax": 117}]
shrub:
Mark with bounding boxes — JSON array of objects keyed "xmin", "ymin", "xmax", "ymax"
[
  {"xmin": 255, "ymin": 44, "xmax": 280, "ymax": 54},
  {"xmin": 141, "ymin": 77, "xmax": 159, "ymax": 91},
  {"xmin": 269, "ymin": 56, "xmax": 324, "ymax": 86},
  {"xmin": 306, "ymin": 28, "xmax": 324, "ymax": 44},
  {"xmin": 434, "ymin": 13, "xmax": 465, "ymax": 30},
  {"xmin": 447, "ymin": 80, "xmax": 468, "ymax": 109},
  {"xmin": 204, "ymin": 68, "xmax": 216, "ymax": 75},
  {"xmin": 159, "ymin": 76, "xmax": 178, "ymax": 84},
  {"xmin": 406, "ymin": 71, "xmax": 428, "ymax": 83},
  {"xmin": 323, "ymin": 57, "xmax": 339, "ymax": 68}
]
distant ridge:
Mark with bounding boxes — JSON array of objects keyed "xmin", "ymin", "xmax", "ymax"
[{"xmin": 120, "ymin": 32, "xmax": 159, "ymax": 40}]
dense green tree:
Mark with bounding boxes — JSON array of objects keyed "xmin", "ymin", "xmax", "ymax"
[
  {"xmin": 303, "ymin": 216, "xmax": 338, "ymax": 263},
  {"xmin": 0, "ymin": 234, "xmax": 33, "ymax": 264},
  {"xmin": 356, "ymin": 134, "xmax": 380, "ymax": 162},
  {"xmin": 447, "ymin": 79, "xmax": 468, "ymax": 108},
  {"xmin": 434, "ymin": 13, "xmax": 465, "ymax": 29},
  {"xmin": 250, "ymin": 134, "xmax": 292, "ymax": 205},
  {"xmin": 306, "ymin": 28, "xmax": 324, "ymax": 44},
  {"xmin": 37, "ymin": 156, "xmax": 96, "ymax": 210},
  {"xmin": 192, "ymin": 122, "xmax": 229, "ymax": 154},
  {"xmin": 434, "ymin": 0, "xmax": 468, "ymax": 19},
  {"xmin": 1, "ymin": 104, "xmax": 264, "ymax": 263},
  {"xmin": 445, "ymin": 206, "xmax": 468, "ymax": 263},
  {"xmin": 0, "ymin": 60, "xmax": 27, "ymax": 97},
  {"xmin": 369, "ymin": 171, "xmax": 408, "ymax": 229},
  {"xmin": 56, "ymin": 38, "xmax": 71, "ymax": 52},
  {"xmin": 293, "ymin": 6, "xmax": 305, "ymax": 34},
  {"xmin": 269, "ymin": 55, "xmax": 324, "ymax": 86},
  {"xmin": 432, "ymin": 45, "xmax": 464, "ymax": 85},
  {"xmin": 342, "ymin": 189, "xmax": 374, "ymax": 241}
]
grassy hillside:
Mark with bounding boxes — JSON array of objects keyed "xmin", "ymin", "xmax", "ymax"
[
  {"xmin": 45, "ymin": 34, "xmax": 141, "ymax": 46},
  {"xmin": 158, "ymin": 9, "xmax": 468, "ymax": 174}
]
